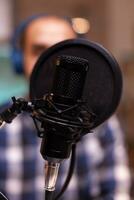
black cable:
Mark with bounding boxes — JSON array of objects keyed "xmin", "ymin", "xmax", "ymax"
[
  {"xmin": 54, "ymin": 144, "xmax": 76, "ymax": 200},
  {"xmin": 45, "ymin": 190, "xmax": 54, "ymax": 200}
]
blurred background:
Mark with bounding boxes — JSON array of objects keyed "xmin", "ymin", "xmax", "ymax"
[{"xmin": 0, "ymin": 0, "xmax": 134, "ymax": 196}]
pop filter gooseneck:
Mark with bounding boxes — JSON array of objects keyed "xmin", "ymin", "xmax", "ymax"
[{"xmin": 29, "ymin": 38, "xmax": 122, "ymax": 199}]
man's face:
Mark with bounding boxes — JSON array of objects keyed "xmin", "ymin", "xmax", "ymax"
[{"xmin": 23, "ymin": 16, "xmax": 77, "ymax": 78}]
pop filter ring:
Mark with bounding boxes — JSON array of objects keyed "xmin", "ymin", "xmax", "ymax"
[{"xmin": 30, "ymin": 39, "xmax": 122, "ymax": 129}]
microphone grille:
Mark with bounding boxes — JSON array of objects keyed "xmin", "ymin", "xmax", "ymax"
[
  {"xmin": 57, "ymin": 55, "xmax": 89, "ymax": 71},
  {"xmin": 52, "ymin": 55, "xmax": 89, "ymax": 102}
]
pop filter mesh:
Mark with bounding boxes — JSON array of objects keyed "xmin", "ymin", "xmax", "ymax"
[{"xmin": 30, "ymin": 39, "xmax": 122, "ymax": 129}]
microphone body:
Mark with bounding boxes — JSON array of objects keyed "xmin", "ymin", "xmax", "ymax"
[{"xmin": 40, "ymin": 55, "xmax": 89, "ymax": 161}]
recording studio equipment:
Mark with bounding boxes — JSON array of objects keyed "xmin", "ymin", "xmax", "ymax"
[
  {"xmin": 30, "ymin": 38, "xmax": 122, "ymax": 199},
  {"xmin": 0, "ymin": 39, "xmax": 122, "ymax": 200},
  {"xmin": 30, "ymin": 39, "xmax": 122, "ymax": 131}
]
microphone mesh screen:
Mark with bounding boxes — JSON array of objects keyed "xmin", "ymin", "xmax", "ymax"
[{"xmin": 52, "ymin": 55, "xmax": 89, "ymax": 100}]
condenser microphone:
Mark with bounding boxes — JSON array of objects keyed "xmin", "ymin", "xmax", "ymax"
[
  {"xmin": 40, "ymin": 55, "xmax": 90, "ymax": 161},
  {"xmin": 38, "ymin": 54, "xmax": 90, "ymax": 193}
]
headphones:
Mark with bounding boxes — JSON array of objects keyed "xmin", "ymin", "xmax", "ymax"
[{"xmin": 11, "ymin": 14, "xmax": 74, "ymax": 74}]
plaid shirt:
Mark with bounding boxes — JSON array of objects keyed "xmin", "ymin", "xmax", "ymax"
[{"xmin": 0, "ymin": 109, "xmax": 131, "ymax": 200}]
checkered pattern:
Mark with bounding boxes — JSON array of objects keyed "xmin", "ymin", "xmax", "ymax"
[{"xmin": 0, "ymin": 109, "xmax": 131, "ymax": 200}]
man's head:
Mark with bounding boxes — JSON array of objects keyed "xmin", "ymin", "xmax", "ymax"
[{"xmin": 12, "ymin": 15, "xmax": 77, "ymax": 79}]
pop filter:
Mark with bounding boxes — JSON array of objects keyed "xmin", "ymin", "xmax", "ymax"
[{"xmin": 30, "ymin": 39, "xmax": 122, "ymax": 129}]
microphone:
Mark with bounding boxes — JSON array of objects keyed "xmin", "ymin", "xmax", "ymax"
[
  {"xmin": 40, "ymin": 55, "xmax": 90, "ymax": 161},
  {"xmin": 38, "ymin": 54, "xmax": 91, "ymax": 193}
]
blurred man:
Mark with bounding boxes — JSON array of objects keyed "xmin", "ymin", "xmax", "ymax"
[{"xmin": 0, "ymin": 15, "xmax": 131, "ymax": 200}]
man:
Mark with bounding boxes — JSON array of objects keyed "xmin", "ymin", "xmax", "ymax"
[{"xmin": 0, "ymin": 15, "xmax": 131, "ymax": 200}]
